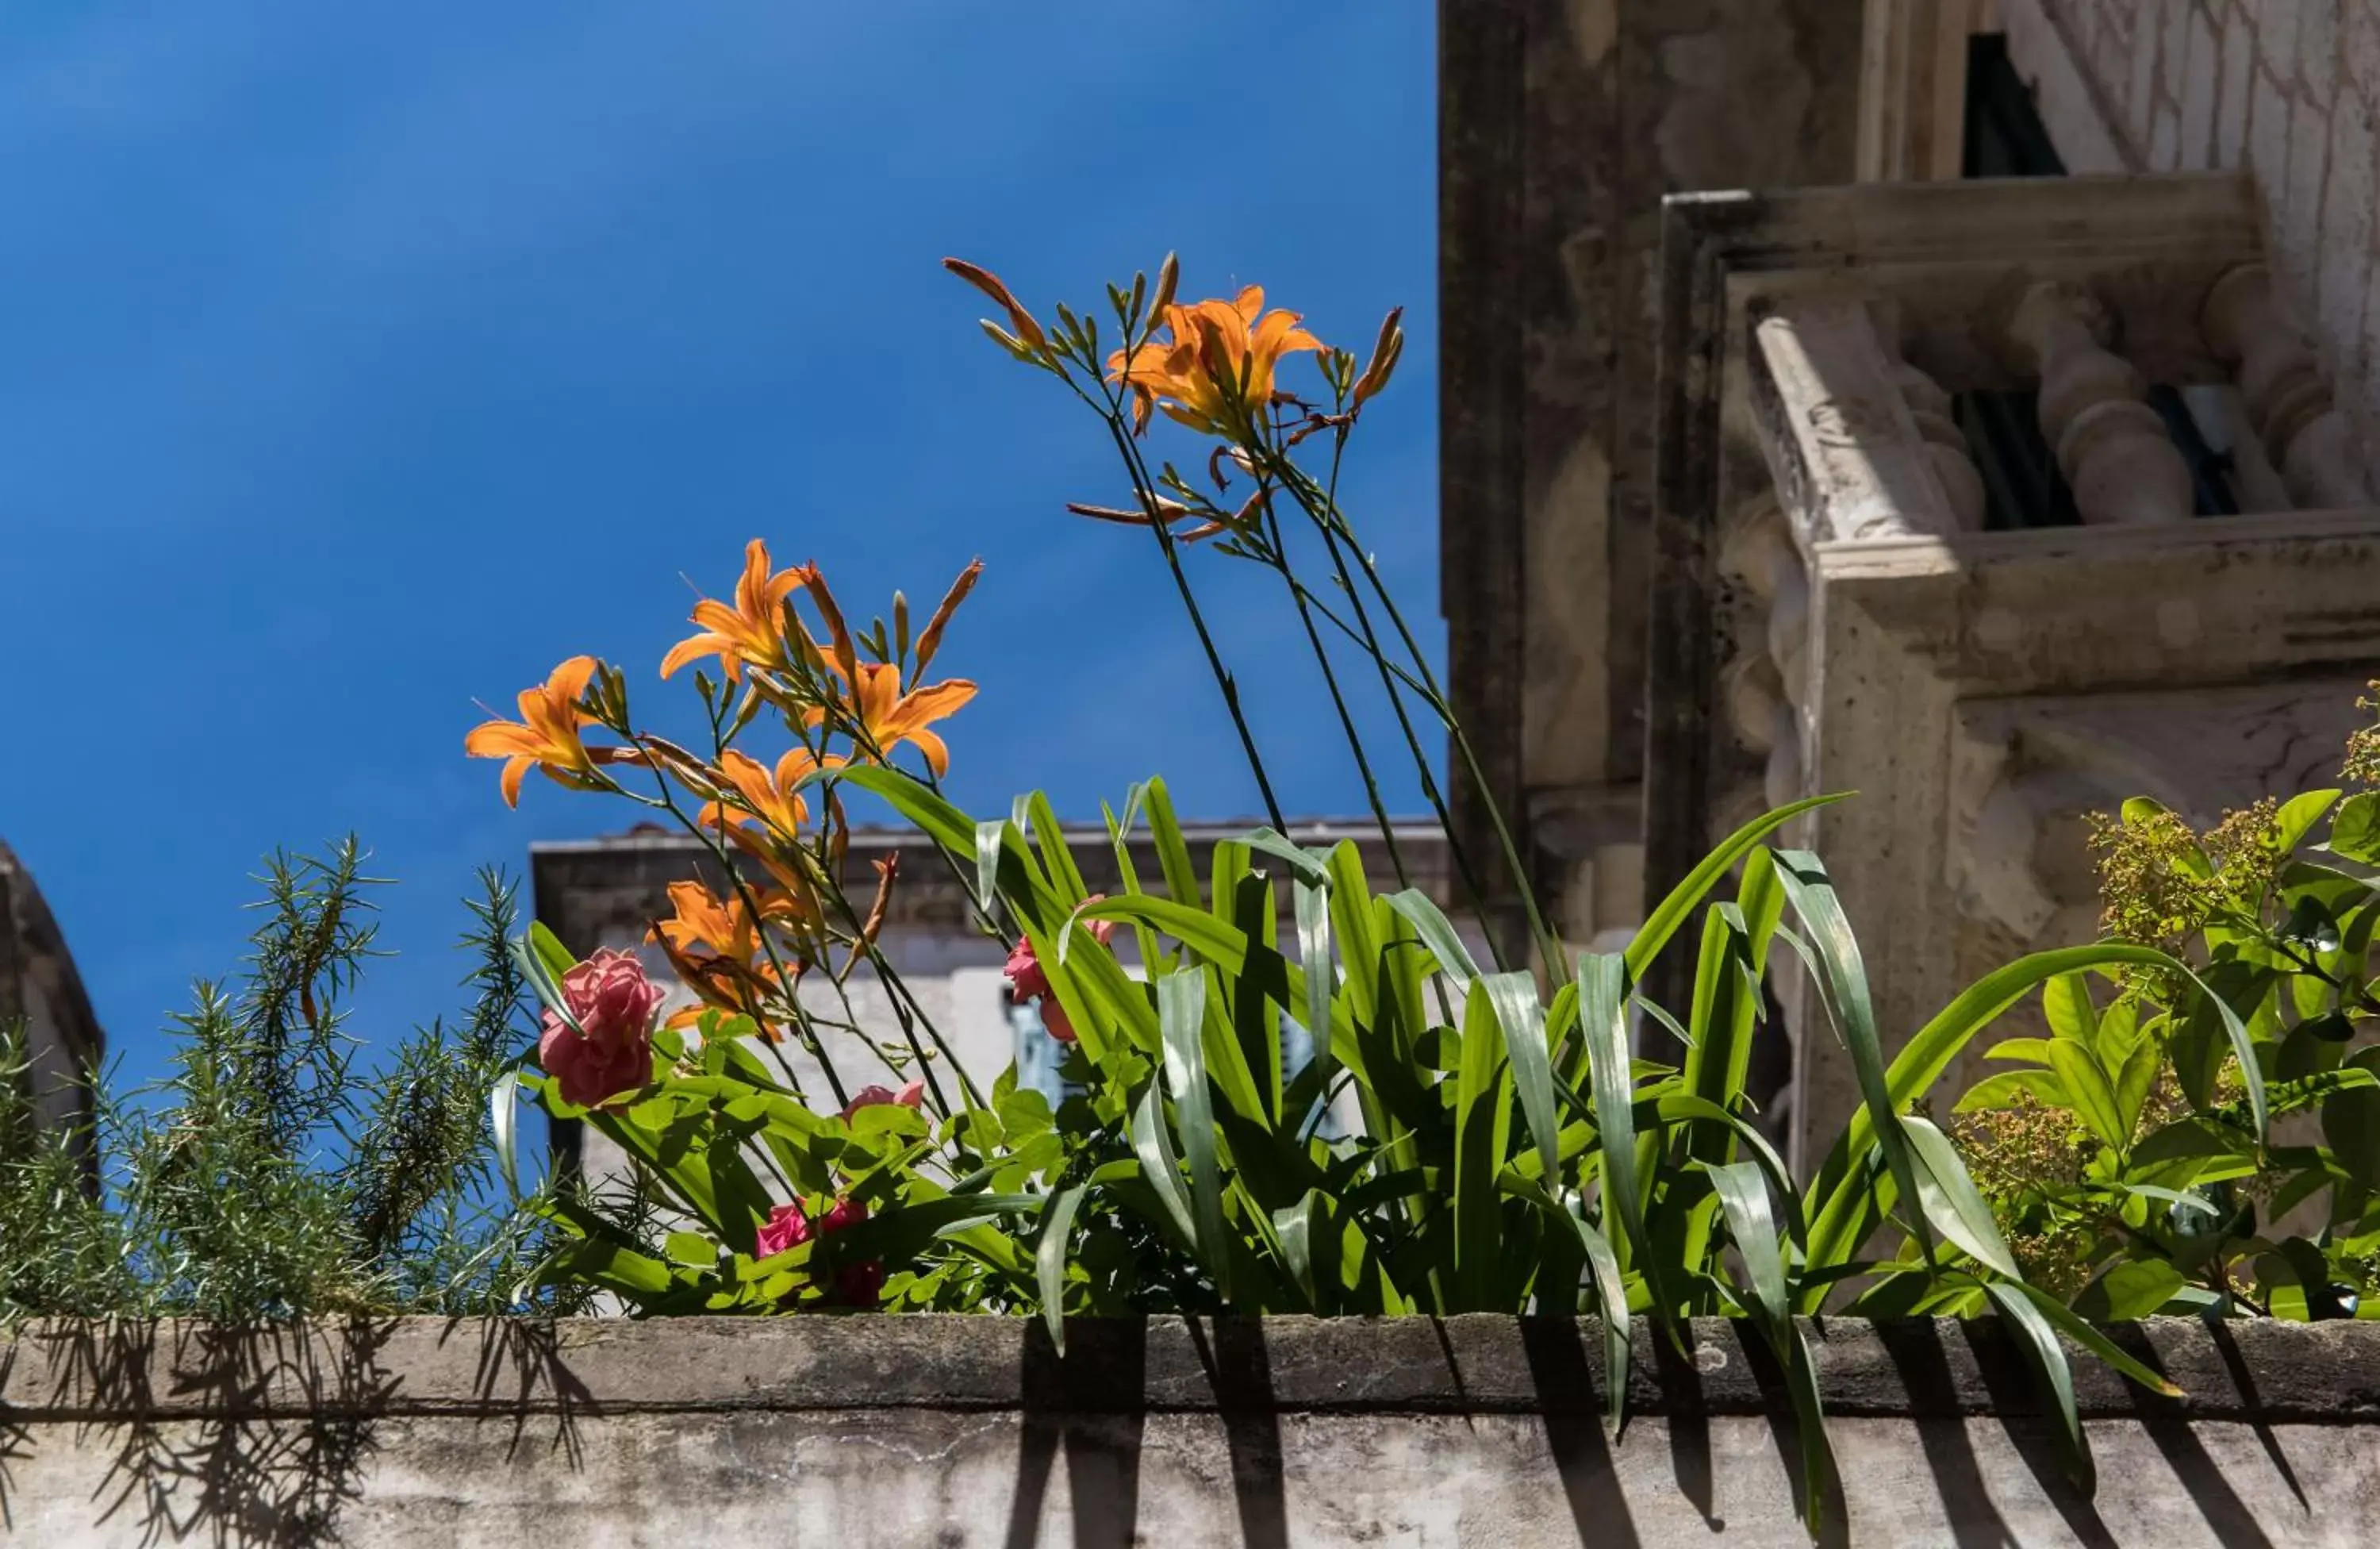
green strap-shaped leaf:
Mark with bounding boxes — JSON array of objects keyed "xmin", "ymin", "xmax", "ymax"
[
  {"xmin": 1271, "ymin": 1190, "xmax": 1326, "ymax": 1310},
  {"xmin": 1579, "ymin": 954, "xmax": 1654, "ymax": 1294},
  {"xmin": 1706, "ymin": 1160, "xmax": 1830, "ymax": 1534},
  {"xmin": 2002, "ymin": 1277, "xmax": 2184, "ymax": 1397},
  {"xmin": 1384, "ymin": 888, "xmax": 1482, "ymax": 999},
  {"xmin": 1234, "ymin": 827, "xmax": 1336, "ymax": 890},
  {"xmin": 489, "ymin": 1070, "xmax": 523, "ymax": 1199},
  {"xmin": 1900, "ymin": 1116, "xmax": 2021, "ymax": 1281},
  {"xmin": 1158, "ymin": 969, "xmax": 1232, "ymax": 1302},
  {"xmin": 1485, "ymin": 971, "xmax": 1560, "ymax": 1185},
  {"xmin": 1453, "ymin": 979, "xmax": 1516, "ymax": 1310},
  {"xmin": 1129, "ymin": 1082, "xmax": 1199, "ymax": 1250},
  {"xmin": 1982, "ymin": 1280, "xmax": 2094, "ymax": 1496},
  {"xmin": 1626, "ymin": 794, "xmax": 1844, "ymax": 981},
  {"xmin": 1293, "ymin": 872, "xmax": 1338, "ymax": 1116},
  {"xmin": 1142, "ymin": 776, "xmax": 1206, "ymax": 908},
  {"xmin": 975, "ymin": 819, "xmax": 1008, "ymax": 918},
  {"xmin": 528, "ymin": 920, "xmax": 578, "ymax": 983},
  {"xmin": 1036, "ymin": 1185, "xmax": 1087, "ymax": 1355},
  {"xmin": 1772, "ymin": 850, "xmax": 1933, "ymax": 1266}
]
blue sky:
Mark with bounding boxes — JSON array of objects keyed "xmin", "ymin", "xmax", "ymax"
[{"xmin": 0, "ymin": 4, "xmax": 1440, "ymax": 1091}]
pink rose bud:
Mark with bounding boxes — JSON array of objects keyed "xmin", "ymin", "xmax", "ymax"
[
  {"xmin": 1004, "ymin": 938, "xmax": 1053, "ymax": 1002},
  {"xmin": 839, "ymin": 1079, "xmax": 927, "ymax": 1120},
  {"xmin": 1081, "ymin": 894, "xmax": 1121, "ymax": 947},
  {"xmin": 1039, "ymin": 997, "xmax": 1078, "ymax": 1044}
]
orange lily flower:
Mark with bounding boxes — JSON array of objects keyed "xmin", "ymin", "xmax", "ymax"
[
  {"xmin": 810, "ymin": 663, "xmax": 977, "ymax": 777},
  {"xmin": 1106, "ymin": 286, "xmax": 1324, "ymax": 437},
  {"xmin": 699, "ymin": 747, "xmax": 839, "ymax": 840},
  {"xmin": 651, "ymin": 879, "xmax": 760, "ymax": 959},
  {"xmin": 661, "ymin": 539, "xmax": 818, "ymax": 682},
  {"xmin": 465, "ymin": 655, "xmax": 606, "ymax": 807}
]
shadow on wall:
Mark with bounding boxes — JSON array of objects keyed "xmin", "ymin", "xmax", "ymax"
[
  {"xmin": 0, "ymin": 1319, "xmax": 592, "ymax": 1547},
  {"xmin": 0, "ymin": 1315, "xmax": 2309, "ymax": 1546}
]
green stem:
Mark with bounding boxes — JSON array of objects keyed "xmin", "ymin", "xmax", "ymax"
[{"xmin": 1269, "ymin": 455, "xmax": 1560, "ymax": 978}]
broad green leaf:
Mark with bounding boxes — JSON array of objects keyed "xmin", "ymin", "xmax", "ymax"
[
  {"xmin": 2328, "ymin": 791, "xmax": 2380, "ymax": 865},
  {"xmin": 544, "ymin": 1238, "xmax": 674, "ymax": 1299},
  {"xmin": 1706, "ymin": 1161, "xmax": 1791, "ymax": 1323},
  {"xmin": 2113, "ymin": 1032, "xmax": 2162, "ymax": 1139},
  {"xmin": 2277, "ymin": 788, "xmax": 2344, "ymax": 853},
  {"xmin": 2048, "ymin": 1041, "xmax": 2126, "ymax": 1151},
  {"xmin": 1626, "ymin": 794, "xmax": 1844, "ymax": 981},
  {"xmin": 1036, "ymin": 1185, "xmax": 1086, "ymax": 1352},
  {"xmin": 2072, "ymin": 1259, "xmax": 2187, "ymax": 1321},
  {"xmin": 665, "ymin": 1231, "xmax": 716, "ymax": 1268},
  {"xmin": 2323, "ymin": 1074, "xmax": 2380, "ymax": 1190},
  {"xmin": 1954, "ymin": 1069, "xmax": 2071, "ymax": 1113},
  {"xmin": 2044, "ymin": 974, "xmax": 2098, "ymax": 1047},
  {"xmin": 1983, "ymin": 1037, "xmax": 2059, "ymax": 1064}
]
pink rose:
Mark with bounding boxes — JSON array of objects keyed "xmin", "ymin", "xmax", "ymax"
[
  {"xmin": 755, "ymin": 1201, "xmax": 812, "ymax": 1259},
  {"xmin": 1039, "ymin": 999, "xmax": 1078, "ymax": 1044},
  {"xmin": 536, "ymin": 947, "xmax": 663, "ymax": 1108},
  {"xmin": 839, "ymin": 1078, "xmax": 927, "ymax": 1120},
  {"xmin": 756, "ymin": 1197, "xmax": 880, "ymax": 1306},
  {"xmin": 1081, "ymin": 894, "xmax": 1120, "ymax": 947}
]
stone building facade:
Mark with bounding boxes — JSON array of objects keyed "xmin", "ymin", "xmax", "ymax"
[
  {"xmin": 1444, "ymin": 0, "xmax": 2380, "ymax": 1168},
  {"xmin": 0, "ymin": 841, "xmax": 105, "ymax": 1168}
]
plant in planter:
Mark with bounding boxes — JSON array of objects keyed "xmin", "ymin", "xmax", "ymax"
[
  {"xmin": 460, "ymin": 256, "xmax": 2254, "ymax": 1528},
  {"xmin": 1950, "ymin": 708, "xmax": 2380, "ymax": 1324}
]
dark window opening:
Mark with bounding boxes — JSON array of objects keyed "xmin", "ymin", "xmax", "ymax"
[{"xmin": 1956, "ymin": 33, "xmax": 2237, "ymax": 526}]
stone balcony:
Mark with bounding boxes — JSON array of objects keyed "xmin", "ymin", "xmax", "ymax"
[{"xmin": 1645, "ymin": 172, "xmax": 2380, "ymax": 1170}]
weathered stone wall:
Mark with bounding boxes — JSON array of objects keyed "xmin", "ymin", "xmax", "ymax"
[
  {"xmin": 1439, "ymin": 0, "xmax": 1861, "ymax": 961},
  {"xmin": 2007, "ymin": 0, "xmax": 2380, "ymax": 492},
  {"xmin": 5, "ymin": 1316, "xmax": 2378, "ymax": 1546}
]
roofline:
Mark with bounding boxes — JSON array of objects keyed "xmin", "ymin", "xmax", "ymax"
[{"xmin": 529, "ymin": 817, "xmax": 1453, "ymax": 857}]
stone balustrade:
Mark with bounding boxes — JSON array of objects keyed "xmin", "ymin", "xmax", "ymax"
[{"xmin": 1647, "ymin": 171, "xmax": 2380, "ymax": 1170}]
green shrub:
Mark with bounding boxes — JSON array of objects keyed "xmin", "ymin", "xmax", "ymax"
[{"xmin": 0, "ymin": 843, "xmax": 593, "ymax": 1322}]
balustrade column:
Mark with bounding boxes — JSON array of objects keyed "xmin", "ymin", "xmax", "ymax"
[
  {"xmin": 2005, "ymin": 281, "xmax": 2194, "ymax": 525},
  {"xmin": 2201, "ymin": 263, "xmax": 2370, "ymax": 511}
]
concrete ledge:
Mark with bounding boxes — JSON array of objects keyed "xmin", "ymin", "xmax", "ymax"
[
  {"xmin": 4, "ymin": 1315, "xmax": 2377, "ymax": 1421},
  {"xmin": 7, "ymin": 1316, "xmax": 2380, "ymax": 1547}
]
